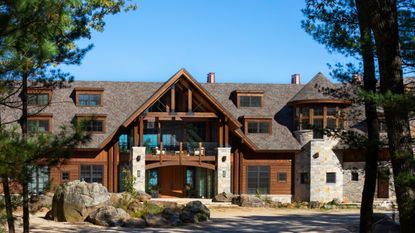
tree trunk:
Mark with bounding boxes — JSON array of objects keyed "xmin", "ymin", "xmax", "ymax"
[
  {"xmin": 19, "ymin": 68, "xmax": 29, "ymax": 233},
  {"xmin": 355, "ymin": 1, "xmax": 380, "ymax": 232},
  {"xmin": 1, "ymin": 175, "xmax": 15, "ymax": 233},
  {"xmin": 366, "ymin": 0, "xmax": 415, "ymax": 232}
]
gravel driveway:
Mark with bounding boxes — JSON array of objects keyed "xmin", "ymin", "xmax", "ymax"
[{"xmin": 20, "ymin": 207, "xmax": 361, "ymax": 233}]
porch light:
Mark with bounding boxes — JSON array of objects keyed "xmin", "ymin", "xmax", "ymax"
[
  {"xmin": 136, "ymin": 155, "xmax": 141, "ymax": 162},
  {"xmin": 137, "ymin": 170, "xmax": 141, "ymax": 177},
  {"xmin": 222, "ymin": 170, "xmax": 226, "ymax": 178},
  {"xmin": 222, "ymin": 156, "xmax": 227, "ymax": 162}
]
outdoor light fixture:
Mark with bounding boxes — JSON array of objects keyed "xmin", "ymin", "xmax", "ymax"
[
  {"xmin": 136, "ymin": 155, "xmax": 141, "ymax": 162},
  {"xmin": 137, "ymin": 170, "xmax": 141, "ymax": 177},
  {"xmin": 312, "ymin": 152, "xmax": 319, "ymax": 159},
  {"xmin": 222, "ymin": 170, "xmax": 226, "ymax": 178},
  {"xmin": 222, "ymin": 156, "xmax": 227, "ymax": 162}
]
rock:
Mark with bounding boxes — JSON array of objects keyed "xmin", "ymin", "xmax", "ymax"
[
  {"xmin": 212, "ymin": 192, "xmax": 234, "ymax": 202},
  {"xmin": 45, "ymin": 210, "xmax": 54, "ymax": 220},
  {"xmin": 149, "ymin": 200, "xmax": 179, "ymax": 209},
  {"xmin": 50, "ymin": 180, "xmax": 110, "ymax": 222},
  {"xmin": 308, "ymin": 201, "xmax": 322, "ymax": 209},
  {"xmin": 30, "ymin": 194, "xmax": 53, "ymax": 213},
  {"xmin": 86, "ymin": 206, "xmax": 130, "ymax": 227},
  {"xmin": 127, "ymin": 200, "xmax": 145, "ymax": 214},
  {"xmin": 372, "ymin": 213, "xmax": 400, "ymax": 233},
  {"xmin": 180, "ymin": 201, "xmax": 210, "ymax": 223},
  {"xmin": 162, "ymin": 208, "xmax": 182, "ymax": 226},
  {"xmin": 231, "ymin": 194, "xmax": 265, "ymax": 207},
  {"xmin": 143, "ymin": 213, "xmax": 169, "ymax": 227},
  {"xmin": 110, "ymin": 192, "xmax": 134, "ymax": 207},
  {"xmin": 122, "ymin": 218, "xmax": 147, "ymax": 228},
  {"xmin": 136, "ymin": 191, "xmax": 151, "ymax": 202}
]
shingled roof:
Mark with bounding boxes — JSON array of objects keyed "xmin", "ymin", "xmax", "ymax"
[{"xmin": 288, "ymin": 72, "xmax": 336, "ymax": 103}]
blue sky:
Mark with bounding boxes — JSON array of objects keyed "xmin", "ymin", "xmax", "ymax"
[{"xmin": 62, "ymin": 0, "xmax": 354, "ymax": 84}]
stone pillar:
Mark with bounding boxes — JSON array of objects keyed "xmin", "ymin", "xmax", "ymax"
[
  {"xmin": 131, "ymin": 147, "xmax": 146, "ymax": 192},
  {"xmin": 216, "ymin": 147, "xmax": 231, "ymax": 194},
  {"xmin": 293, "ymin": 130, "xmax": 313, "ymax": 146}
]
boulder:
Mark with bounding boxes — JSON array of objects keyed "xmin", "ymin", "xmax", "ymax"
[
  {"xmin": 143, "ymin": 213, "xmax": 169, "ymax": 227},
  {"xmin": 127, "ymin": 200, "xmax": 145, "ymax": 214},
  {"xmin": 212, "ymin": 192, "xmax": 234, "ymax": 202},
  {"xmin": 30, "ymin": 193, "xmax": 53, "ymax": 213},
  {"xmin": 232, "ymin": 194, "xmax": 265, "ymax": 207},
  {"xmin": 136, "ymin": 191, "xmax": 151, "ymax": 202},
  {"xmin": 162, "ymin": 208, "xmax": 182, "ymax": 226},
  {"xmin": 86, "ymin": 206, "xmax": 130, "ymax": 227},
  {"xmin": 149, "ymin": 200, "xmax": 179, "ymax": 209},
  {"xmin": 308, "ymin": 201, "xmax": 322, "ymax": 209},
  {"xmin": 50, "ymin": 180, "xmax": 110, "ymax": 222},
  {"xmin": 122, "ymin": 218, "xmax": 147, "ymax": 228},
  {"xmin": 180, "ymin": 201, "xmax": 210, "ymax": 223},
  {"xmin": 109, "ymin": 192, "xmax": 134, "ymax": 207}
]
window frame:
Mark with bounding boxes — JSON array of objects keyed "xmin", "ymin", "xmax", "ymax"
[
  {"xmin": 74, "ymin": 88, "xmax": 104, "ymax": 107},
  {"xmin": 278, "ymin": 172, "xmax": 287, "ymax": 183},
  {"xmin": 351, "ymin": 171, "xmax": 359, "ymax": 181},
  {"xmin": 294, "ymin": 104, "xmax": 347, "ymax": 132},
  {"xmin": 300, "ymin": 172, "xmax": 310, "ymax": 184},
  {"xmin": 27, "ymin": 114, "xmax": 52, "ymax": 133},
  {"xmin": 61, "ymin": 171, "xmax": 70, "ymax": 183},
  {"xmin": 80, "ymin": 164, "xmax": 104, "ymax": 184},
  {"xmin": 247, "ymin": 165, "xmax": 270, "ymax": 195},
  {"xmin": 75, "ymin": 114, "xmax": 106, "ymax": 133},
  {"xmin": 236, "ymin": 91, "xmax": 264, "ymax": 108},
  {"xmin": 27, "ymin": 89, "xmax": 52, "ymax": 106},
  {"xmin": 244, "ymin": 117, "xmax": 272, "ymax": 134}
]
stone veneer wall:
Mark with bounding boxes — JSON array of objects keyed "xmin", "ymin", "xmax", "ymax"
[
  {"xmin": 342, "ymin": 162, "xmax": 365, "ymax": 203},
  {"xmin": 131, "ymin": 147, "xmax": 146, "ymax": 192},
  {"xmin": 309, "ymin": 138, "xmax": 344, "ymax": 202},
  {"xmin": 216, "ymin": 147, "xmax": 231, "ymax": 194}
]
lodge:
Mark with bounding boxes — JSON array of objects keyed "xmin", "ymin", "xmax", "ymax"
[{"xmin": 1, "ymin": 69, "xmax": 396, "ymax": 203}]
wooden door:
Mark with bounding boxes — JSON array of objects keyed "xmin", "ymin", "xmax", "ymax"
[
  {"xmin": 158, "ymin": 166, "xmax": 185, "ymax": 197},
  {"xmin": 377, "ymin": 174, "xmax": 389, "ymax": 198}
]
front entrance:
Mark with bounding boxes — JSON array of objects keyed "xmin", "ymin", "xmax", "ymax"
[{"xmin": 146, "ymin": 166, "xmax": 214, "ymax": 198}]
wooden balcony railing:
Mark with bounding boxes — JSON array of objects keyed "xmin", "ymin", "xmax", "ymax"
[{"xmin": 145, "ymin": 142, "xmax": 217, "ymax": 164}]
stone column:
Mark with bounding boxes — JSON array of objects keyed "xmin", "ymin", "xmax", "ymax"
[
  {"xmin": 131, "ymin": 147, "xmax": 146, "ymax": 192},
  {"xmin": 216, "ymin": 147, "xmax": 231, "ymax": 194}
]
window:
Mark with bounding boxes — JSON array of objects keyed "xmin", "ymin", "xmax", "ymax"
[
  {"xmin": 247, "ymin": 166, "xmax": 270, "ymax": 194},
  {"xmin": 326, "ymin": 172, "xmax": 336, "ymax": 183},
  {"xmin": 300, "ymin": 172, "xmax": 310, "ymax": 184},
  {"xmin": 28, "ymin": 166, "xmax": 49, "ymax": 194},
  {"xmin": 247, "ymin": 121, "xmax": 271, "ymax": 134},
  {"xmin": 76, "ymin": 115, "xmax": 106, "ymax": 133},
  {"xmin": 61, "ymin": 172, "xmax": 70, "ymax": 182},
  {"xmin": 78, "ymin": 94, "xmax": 101, "ymax": 106},
  {"xmin": 80, "ymin": 165, "xmax": 103, "ymax": 183},
  {"xmin": 119, "ymin": 134, "xmax": 130, "ymax": 153},
  {"xmin": 352, "ymin": 171, "xmax": 359, "ymax": 181},
  {"xmin": 28, "ymin": 93, "xmax": 49, "ymax": 106},
  {"xmin": 74, "ymin": 88, "xmax": 104, "ymax": 106},
  {"xmin": 28, "ymin": 119, "xmax": 50, "ymax": 133},
  {"xmin": 294, "ymin": 105, "xmax": 347, "ymax": 134},
  {"xmin": 278, "ymin": 172, "xmax": 287, "ymax": 182},
  {"xmin": 239, "ymin": 96, "xmax": 262, "ymax": 107}
]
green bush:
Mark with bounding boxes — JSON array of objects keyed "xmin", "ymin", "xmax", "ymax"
[
  {"xmin": 122, "ymin": 168, "xmax": 137, "ymax": 197},
  {"xmin": 131, "ymin": 202, "xmax": 163, "ymax": 218}
]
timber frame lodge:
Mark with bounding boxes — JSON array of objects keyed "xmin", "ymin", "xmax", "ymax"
[{"xmin": 1, "ymin": 69, "xmax": 398, "ymax": 203}]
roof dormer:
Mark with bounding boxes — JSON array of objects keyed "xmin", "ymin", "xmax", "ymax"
[{"xmin": 235, "ymin": 90, "xmax": 264, "ymax": 108}]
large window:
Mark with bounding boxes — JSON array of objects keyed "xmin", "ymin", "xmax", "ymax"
[
  {"xmin": 80, "ymin": 165, "xmax": 103, "ymax": 183},
  {"xmin": 28, "ymin": 166, "xmax": 49, "ymax": 194},
  {"xmin": 239, "ymin": 95, "xmax": 262, "ymax": 107},
  {"xmin": 294, "ymin": 104, "xmax": 347, "ymax": 137},
  {"xmin": 28, "ymin": 118, "xmax": 51, "ymax": 133},
  {"xmin": 247, "ymin": 166, "xmax": 270, "ymax": 194},
  {"xmin": 78, "ymin": 94, "xmax": 101, "ymax": 106},
  {"xmin": 247, "ymin": 121, "xmax": 271, "ymax": 134},
  {"xmin": 28, "ymin": 93, "xmax": 49, "ymax": 106}
]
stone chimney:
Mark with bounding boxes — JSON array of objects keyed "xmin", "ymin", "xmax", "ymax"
[
  {"xmin": 207, "ymin": 72, "xmax": 216, "ymax": 83},
  {"xmin": 291, "ymin": 74, "xmax": 301, "ymax": 84},
  {"xmin": 352, "ymin": 73, "xmax": 362, "ymax": 83}
]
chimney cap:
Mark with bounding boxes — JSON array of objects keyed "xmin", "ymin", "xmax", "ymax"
[
  {"xmin": 291, "ymin": 73, "xmax": 301, "ymax": 84},
  {"xmin": 207, "ymin": 72, "xmax": 216, "ymax": 83}
]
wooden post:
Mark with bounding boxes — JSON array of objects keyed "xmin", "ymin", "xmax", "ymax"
[
  {"xmin": 108, "ymin": 146, "xmax": 114, "ymax": 192},
  {"xmin": 114, "ymin": 142, "xmax": 119, "ymax": 192},
  {"xmin": 199, "ymin": 142, "xmax": 202, "ymax": 164},
  {"xmin": 159, "ymin": 141, "xmax": 163, "ymax": 165},
  {"xmin": 179, "ymin": 142, "xmax": 182, "ymax": 165},
  {"xmin": 188, "ymin": 88, "xmax": 192, "ymax": 113},
  {"xmin": 171, "ymin": 85, "xmax": 175, "ymax": 113},
  {"xmin": 133, "ymin": 123, "xmax": 138, "ymax": 146},
  {"xmin": 224, "ymin": 118, "xmax": 229, "ymax": 147},
  {"xmin": 218, "ymin": 118, "xmax": 223, "ymax": 147},
  {"xmin": 139, "ymin": 117, "xmax": 144, "ymax": 146},
  {"xmin": 157, "ymin": 118, "xmax": 161, "ymax": 147}
]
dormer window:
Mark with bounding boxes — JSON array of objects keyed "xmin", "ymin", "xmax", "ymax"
[
  {"xmin": 28, "ymin": 89, "xmax": 51, "ymax": 106},
  {"xmin": 75, "ymin": 114, "xmax": 106, "ymax": 133},
  {"xmin": 243, "ymin": 117, "xmax": 272, "ymax": 134},
  {"xmin": 74, "ymin": 88, "xmax": 104, "ymax": 107},
  {"xmin": 236, "ymin": 90, "xmax": 264, "ymax": 108},
  {"xmin": 27, "ymin": 114, "xmax": 52, "ymax": 133}
]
